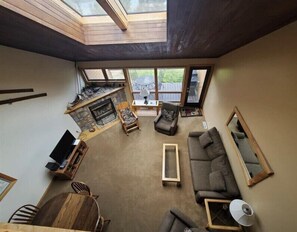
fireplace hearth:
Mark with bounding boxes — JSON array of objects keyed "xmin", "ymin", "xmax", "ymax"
[
  {"xmin": 89, "ymin": 98, "xmax": 117, "ymax": 125},
  {"xmin": 66, "ymin": 87, "xmax": 126, "ymax": 132}
]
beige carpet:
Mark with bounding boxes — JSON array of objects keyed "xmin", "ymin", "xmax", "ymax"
[{"xmin": 41, "ymin": 116, "xmax": 208, "ymax": 232}]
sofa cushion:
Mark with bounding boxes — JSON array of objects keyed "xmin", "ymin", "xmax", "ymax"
[
  {"xmin": 211, "ymin": 156, "xmax": 240, "ymax": 197},
  {"xmin": 211, "ymin": 155, "xmax": 229, "ymax": 175},
  {"xmin": 209, "ymin": 171, "xmax": 226, "ymax": 192},
  {"xmin": 120, "ymin": 108, "xmax": 137, "ymax": 124},
  {"xmin": 199, "ymin": 131, "xmax": 213, "ymax": 148},
  {"xmin": 156, "ymin": 117, "xmax": 172, "ymax": 131},
  {"xmin": 190, "ymin": 160, "xmax": 212, "ymax": 191},
  {"xmin": 170, "ymin": 219, "xmax": 190, "ymax": 232},
  {"xmin": 205, "ymin": 127, "xmax": 226, "ymax": 160},
  {"xmin": 187, "ymin": 137, "xmax": 210, "ymax": 161}
]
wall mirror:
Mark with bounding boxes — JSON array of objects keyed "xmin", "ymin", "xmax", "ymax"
[{"xmin": 226, "ymin": 107, "xmax": 273, "ymax": 186}]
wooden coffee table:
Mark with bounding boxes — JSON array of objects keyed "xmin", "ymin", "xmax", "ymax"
[
  {"xmin": 204, "ymin": 198, "xmax": 242, "ymax": 231},
  {"xmin": 162, "ymin": 144, "xmax": 181, "ymax": 187}
]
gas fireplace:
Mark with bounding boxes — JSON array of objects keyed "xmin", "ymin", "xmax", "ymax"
[{"xmin": 89, "ymin": 98, "xmax": 117, "ymax": 125}]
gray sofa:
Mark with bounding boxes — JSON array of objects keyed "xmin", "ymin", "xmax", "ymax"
[
  {"xmin": 187, "ymin": 127, "xmax": 240, "ymax": 204},
  {"xmin": 158, "ymin": 208, "xmax": 207, "ymax": 232}
]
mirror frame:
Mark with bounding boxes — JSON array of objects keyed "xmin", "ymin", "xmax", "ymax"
[{"xmin": 226, "ymin": 107, "xmax": 274, "ymax": 187}]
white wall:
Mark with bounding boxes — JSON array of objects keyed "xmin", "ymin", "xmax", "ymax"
[
  {"xmin": 0, "ymin": 46, "xmax": 80, "ymax": 221},
  {"xmin": 203, "ymin": 22, "xmax": 297, "ymax": 231}
]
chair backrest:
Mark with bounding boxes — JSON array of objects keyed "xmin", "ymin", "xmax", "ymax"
[
  {"xmin": 161, "ymin": 102, "xmax": 179, "ymax": 115},
  {"xmin": 71, "ymin": 181, "xmax": 92, "ymax": 196},
  {"xmin": 8, "ymin": 204, "xmax": 39, "ymax": 224},
  {"xmin": 117, "ymin": 101, "xmax": 130, "ymax": 111}
]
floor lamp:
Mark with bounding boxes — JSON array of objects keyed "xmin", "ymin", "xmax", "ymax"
[{"xmin": 230, "ymin": 199, "xmax": 255, "ymax": 228}]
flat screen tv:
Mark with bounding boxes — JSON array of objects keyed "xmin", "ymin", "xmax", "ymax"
[{"xmin": 49, "ymin": 130, "xmax": 76, "ymax": 165}]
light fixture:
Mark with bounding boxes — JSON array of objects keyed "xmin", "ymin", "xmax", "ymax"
[
  {"xmin": 139, "ymin": 88, "xmax": 150, "ymax": 105},
  {"xmin": 230, "ymin": 199, "xmax": 255, "ymax": 227}
]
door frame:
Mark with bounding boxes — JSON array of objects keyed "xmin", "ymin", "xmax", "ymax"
[{"xmin": 182, "ymin": 65, "xmax": 213, "ymax": 108}]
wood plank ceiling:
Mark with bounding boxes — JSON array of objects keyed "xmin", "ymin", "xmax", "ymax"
[{"xmin": 0, "ymin": 0, "xmax": 297, "ymax": 61}]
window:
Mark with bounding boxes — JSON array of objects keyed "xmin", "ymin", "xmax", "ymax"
[
  {"xmin": 6, "ymin": 1, "xmax": 167, "ymax": 45},
  {"xmin": 106, "ymin": 69, "xmax": 125, "ymax": 80},
  {"xmin": 127, "ymin": 67, "xmax": 184, "ymax": 103},
  {"xmin": 157, "ymin": 68, "xmax": 184, "ymax": 102},
  {"xmin": 84, "ymin": 69, "xmax": 105, "ymax": 81},
  {"xmin": 83, "ymin": 68, "xmax": 126, "ymax": 82},
  {"xmin": 62, "ymin": 0, "xmax": 107, "ymax": 16},
  {"xmin": 119, "ymin": 0, "xmax": 167, "ymax": 14},
  {"xmin": 128, "ymin": 68, "xmax": 155, "ymax": 100}
]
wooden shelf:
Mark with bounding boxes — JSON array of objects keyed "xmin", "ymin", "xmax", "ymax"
[{"xmin": 51, "ymin": 141, "xmax": 88, "ymax": 180}]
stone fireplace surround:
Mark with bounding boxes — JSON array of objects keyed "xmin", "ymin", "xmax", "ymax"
[{"xmin": 66, "ymin": 87, "xmax": 127, "ymax": 132}]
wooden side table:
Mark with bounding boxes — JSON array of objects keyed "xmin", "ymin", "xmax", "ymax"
[
  {"xmin": 204, "ymin": 198, "xmax": 242, "ymax": 231},
  {"xmin": 132, "ymin": 100, "xmax": 160, "ymax": 114}
]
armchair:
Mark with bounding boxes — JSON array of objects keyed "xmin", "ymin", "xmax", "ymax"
[
  {"xmin": 159, "ymin": 208, "xmax": 207, "ymax": 232},
  {"xmin": 154, "ymin": 102, "xmax": 179, "ymax": 136},
  {"xmin": 117, "ymin": 101, "xmax": 140, "ymax": 135}
]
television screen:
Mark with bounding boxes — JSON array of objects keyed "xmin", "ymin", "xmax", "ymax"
[{"xmin": 49, "ymin": 130, "xmax": 75, "ymax": 165}]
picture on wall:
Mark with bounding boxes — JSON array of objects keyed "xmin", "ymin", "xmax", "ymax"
[{"xmin": 0, "ymin": 173, "xmax": 17, "ymax": 201}]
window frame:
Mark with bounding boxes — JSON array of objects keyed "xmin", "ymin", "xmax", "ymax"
[
  {"xmin": 81, "ymin": 68, "xmax": 126, "ymax": 83},
  {"xmin": 127, "ymin": 67, "xmax": 185, "ymax": 103}
]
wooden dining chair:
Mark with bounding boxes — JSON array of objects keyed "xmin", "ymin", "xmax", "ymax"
[
  {"xmin": 71, "ymin": 181, "xmax": 99, "ymax": 199},
  {"xmin": 8, "ymin": 204, "xmax": 39, "ymax": 224},
  {"xmin": 96, "ymin": 216, "xmax": 111, "ymax": 232}
]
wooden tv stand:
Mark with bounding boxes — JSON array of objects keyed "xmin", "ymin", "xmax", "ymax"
[{"xmin": 51, "ymin": 140, "xmax": 88, "ymax": 180}]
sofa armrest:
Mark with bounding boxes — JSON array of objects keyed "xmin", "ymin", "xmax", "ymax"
[
  {"xmin": 188, "ymin": 131, "xmax": 204, "ymax": 137},
  {"xmin": 195, "ymin": 191, "xmax": 227, "ymax": 204},
  {"xmin": 158, "ymin": 210, "xmax": 175, "ymax": 232},
  {"xmin": 154, "ymin": 113, "xmax": 162, "ymax": 125},
  {"xmin": 170, "ymin": 117, "xmax": 178, "ymax": 128},
  {"xmin": 170, "ymin": 208, "xmax": 197, "ymax": 228}
]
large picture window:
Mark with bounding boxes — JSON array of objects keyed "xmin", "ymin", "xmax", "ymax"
[
  {"xmin": 81, "ymin": 66, "xmax": 211, "ymax": 106},
  {"xmin": 128, "ymin": 68, "xmax": 155, "ymax": 100},
  {"xmin": 128, "ymin": 67, "xmax": 184, "ymax": 103},
  {"xmin": 157, "ymin": 68, "xmax": 184, "ymax": 102}
]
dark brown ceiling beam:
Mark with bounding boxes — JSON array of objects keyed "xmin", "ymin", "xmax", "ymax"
[{"xmin": 96, "ymin": 0, "xmax": 128, "ymax": 31}]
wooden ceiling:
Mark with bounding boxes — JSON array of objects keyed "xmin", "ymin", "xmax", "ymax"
[{"xmin": 0, "ymin": 0, "xmax": 297, "ymax": 61}]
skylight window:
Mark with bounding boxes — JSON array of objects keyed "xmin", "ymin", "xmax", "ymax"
[
  {"xmin": 119, "ymin": 0, "xmax": 167, "ymax": 14},
  {"xmin": 4, "ymin": 0, "xmax": 167, "ymax": 46},
  {"xmin": 62, "ymin": 0, "xmax": 107, "ymax": 16}
]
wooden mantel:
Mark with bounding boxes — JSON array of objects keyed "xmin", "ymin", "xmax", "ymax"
[{"xmin": 65, "ymin": 87, "xmax": 124, "ymax": 114}]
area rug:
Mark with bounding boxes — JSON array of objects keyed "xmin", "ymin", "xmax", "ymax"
[{"xmin": 180, "ymin": 107, "xmax": 202, "ymax": 117}]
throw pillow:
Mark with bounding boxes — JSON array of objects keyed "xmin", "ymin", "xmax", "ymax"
[
  {"xmin": 199, "ymin": 131, "xmax": 213, "ymax": 148},
  {"xmin": 209, "ymin": 171, "xmax": 226, "ymax": 192},
  {"xmin": 162, "ymin": 109, "xmax": 175, "ymax": 121}
]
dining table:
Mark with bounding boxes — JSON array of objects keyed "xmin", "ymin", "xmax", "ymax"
[{"xmin": 32, "ymin": 192, "xmax": 99, "ymax": 231}]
